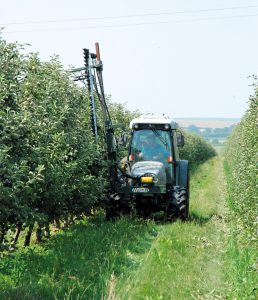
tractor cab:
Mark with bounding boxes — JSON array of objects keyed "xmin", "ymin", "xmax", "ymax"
[{"xmin": 127, "ymin": 116, "xmax": 179, "ymax": 186}]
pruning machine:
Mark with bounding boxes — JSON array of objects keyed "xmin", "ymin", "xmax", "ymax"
[{"xmin": 73, "ymin": 43, "xmax": 189, "ymax": 220}]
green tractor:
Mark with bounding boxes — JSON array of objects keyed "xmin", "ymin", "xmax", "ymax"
[
  {"xmin": 108, "ymin": 116, "xmax": 190, "ymax": 220},
  {"xmin": 73, "ymin": 43, "xmax": 189, "ymax": 220}
]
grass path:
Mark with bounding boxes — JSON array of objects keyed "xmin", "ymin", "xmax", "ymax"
[
  {"xmin": 113, "ymin": 156, "xmax": 229, "ymax": 299},
  {"xmin": 0, "ymin": 156, "xmax": 229, "ymax": 299}
]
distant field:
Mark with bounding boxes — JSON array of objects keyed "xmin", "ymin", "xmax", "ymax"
[{"xmin": 174, "ymin": 118, "xmax": 239, "ymax": 129}]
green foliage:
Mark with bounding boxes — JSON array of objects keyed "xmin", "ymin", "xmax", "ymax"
[
  {"xmin": 224, "ymin": 77, "xmax": 257, "ymax": 299},
  {"xmin": 179, "ymin": 130, "xmax": 216, "ymax": 168},
  {"xmin": 0, "ymin": 38, "xmax": 106, "ymax": 235}
]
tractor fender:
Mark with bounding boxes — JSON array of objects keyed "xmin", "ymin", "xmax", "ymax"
[{"xmin": 176, "ymin": 160, "xmax": 189, "ymax": 188}]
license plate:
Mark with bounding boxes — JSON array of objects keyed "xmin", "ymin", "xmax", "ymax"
[{"xmin": 132, "ymin": 187, "xmax": 150, "ymax": 193}]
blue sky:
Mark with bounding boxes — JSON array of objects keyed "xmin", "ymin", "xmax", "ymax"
[{"xmin": 1, "ymin": 0, "xmax": 258, "ymax": 118}]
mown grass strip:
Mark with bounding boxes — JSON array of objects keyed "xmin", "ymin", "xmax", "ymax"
[
  {"xmin": 0, "ymin": 216, "xmax": 156, "ymax": 299},
  {"xmin": 114, "ymin": 157, "xmax": 228, "ymax": 299}
]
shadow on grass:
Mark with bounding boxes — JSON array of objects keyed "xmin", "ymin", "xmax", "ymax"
[
  {"xmin": 0, "ymin": 214, "xmax": 156, "ymax": 300},
  {"xmin": 189, "ymin": 211, "xmax": 215, "ymax": 225}
]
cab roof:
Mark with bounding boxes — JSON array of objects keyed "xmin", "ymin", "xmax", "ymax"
[{"xmin": 130, "ymin": 115, "xmax": 178, "ymax": 129}]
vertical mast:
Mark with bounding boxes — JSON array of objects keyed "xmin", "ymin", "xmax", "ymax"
[
  {"xmin": 83, "ymin": 48, "xmax": 98, "ymax": 139},
  {"xmin": 82, "ymin": 44, "xmax": 117, "ymax": 190}
]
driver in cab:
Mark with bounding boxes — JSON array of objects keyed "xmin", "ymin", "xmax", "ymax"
[{"xmin": 139, "ymin": 133, "xmax": 169, "ymax": 163}]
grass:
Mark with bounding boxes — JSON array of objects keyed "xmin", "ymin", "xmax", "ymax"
[
  {"xmin": 0, "ymin": 156, "xmax": 234, "ymax": 299},
  {"xmin": 224, "ymin": 234, "xmax": 257, "ymax": 300},
  {"xmin": 0, "ymin": 216, "xmax": 157, "ymax": 299},
  {"xmin": 114, "ymin": 156, "xmax": 228, "ymax": 299}
]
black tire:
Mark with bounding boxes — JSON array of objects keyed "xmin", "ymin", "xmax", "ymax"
[
  {"xmin": 170, "ymin": 187, "xmax": 189, "ymax": 221},
  {"xmin": 179, "ymin": 169, "xmax": 190, "ymax": 221},
  {"xmin": 105, "ymin": 193, "xmax": 121, "ymax": 221},
  {"xmin": 179, "ymin": 188, "xmax": 189, "ymax": 221},
  {"xmin": 185, "ymin": 171, "xmax": 190, "ymax": 220}
]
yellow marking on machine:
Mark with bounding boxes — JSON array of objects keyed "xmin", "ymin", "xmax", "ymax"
[{"xmin": 141, "ymin": 176, "xmax": 154, "ymax": 183}]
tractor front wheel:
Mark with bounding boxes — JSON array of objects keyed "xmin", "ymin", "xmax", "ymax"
[
  {"xmin": 105, "ymin": 193, "xmax": 121, "ymax": 221},
  {"xmin": 169, "ymin": 187, "xmax": 189, "ymax": 221}
]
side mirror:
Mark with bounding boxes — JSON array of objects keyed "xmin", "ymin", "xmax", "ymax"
[
  {"xmin": 177, "ymin": 133, "xmax": 185, "ymax": 147},
  {"xmin": 118, "ymin": 133, "xmax": 128, "ymax": 146}
]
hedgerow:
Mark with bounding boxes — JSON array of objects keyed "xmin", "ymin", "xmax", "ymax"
[
  {"xmin": 0, "ymin": 38, "xmax": 107, "ymax": 246},
  {"xmin": 224, "ymin": 77, "xmax": 257, "ymax": 299},
  {"xmin": 179, "ymin": 131, "xmax": 216, "ymax": 168}
]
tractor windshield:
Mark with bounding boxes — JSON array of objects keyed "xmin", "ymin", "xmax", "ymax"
[{"xmin": 129, "ymin": 129, "xmax": 171, "ymax": 164}]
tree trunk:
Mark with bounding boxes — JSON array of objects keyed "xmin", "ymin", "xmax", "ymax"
[
  {"xmin": 0, "ymin": 224, "xmax": 7, "ymax": 244},
  {"xmin": 35, "ymin": 223, "xmax": 43, "ymax": 244},
  {"xmin": 44, "ymin": 223, "xmax": 51, "ymax": 239},
  {"xmin": 24, "ymin": 223, "xmax": 34, "ymax": 247},
  {"xmin": 12, "ymin": 224, "xmax": 22, "ymax": 245},
  {"xmin": 54, "ymin": 218, "xmax": 61, "ymax": 230}
]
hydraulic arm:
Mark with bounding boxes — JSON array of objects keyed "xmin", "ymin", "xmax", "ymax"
[{"xmin": 72, "ymin": 43, "xmax": 118, "ymax": 190}]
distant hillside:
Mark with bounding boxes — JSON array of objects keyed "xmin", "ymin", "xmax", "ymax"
[
  {"xmin": 174, "ymin": 118, "xmax": 239, "ymax": 129},
  {"xmin": 174, "ymin": 118, "xmax": 240, "ymax": 146}
]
